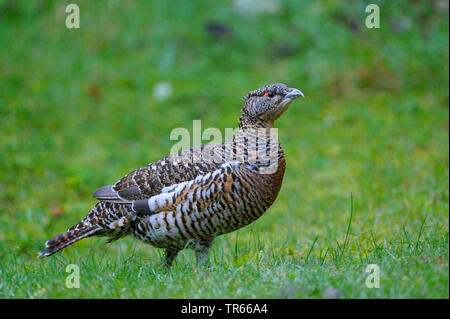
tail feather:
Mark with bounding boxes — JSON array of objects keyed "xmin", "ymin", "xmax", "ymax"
[
  {"xmin": 38, "ymin": 201, "xmax": 134, "ymax": 258},
  {"xmin": 38, "ymin": 227, "xmax": 100, "ymax": 258}
]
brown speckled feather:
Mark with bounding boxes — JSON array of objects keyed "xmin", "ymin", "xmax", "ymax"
[{"xmin": 113, "ymin": 143, "xmax": 224, "ymax": 200}]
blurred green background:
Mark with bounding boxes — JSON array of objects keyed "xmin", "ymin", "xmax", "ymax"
[{"xmin": 0, "ymin": 0, "xmax": 448, "ymax": 298}]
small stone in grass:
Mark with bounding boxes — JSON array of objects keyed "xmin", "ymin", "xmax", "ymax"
[
  {"xmin": 321, "ymin": 287, "xmax": 342, "ymax": 299},
  {"xmin": 153, "ymin": 82, "xmax": 173, "ymax": 101}
]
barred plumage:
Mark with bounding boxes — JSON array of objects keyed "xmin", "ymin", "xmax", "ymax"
[{"xmin": 38, "ymin": 83, "xmax": 304, "ymax": 267}]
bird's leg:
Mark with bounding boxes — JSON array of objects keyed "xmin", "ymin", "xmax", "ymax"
[
  {"xmin": 194, "ymin": 237, "xmax": 214, "ymax": 266},
  {"xmin": 160, "ymin": 249, "xmax": 179, "ymax": 269}
]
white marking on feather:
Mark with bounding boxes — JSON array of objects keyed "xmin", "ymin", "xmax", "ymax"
[
  {"xmin": 182, "ymin": 200, "xmax": 190, "ymax": 213},
  {"xmin": 175, "ymin": 213, "xmax": 187, "ymax": 231},
  {"xmin": 202, "ymin": 172, "xmax": 211, "ymax": 182},
  {"xmin": 156, "ymin": 193, "xmax": 173, "ymax": 206},
  {"xmin": 117, "ymin": 216, "xmax": 126, "ymax": 227},
  {"xmin": 161, "ymin": 181, "xmax": 189, "ymax": 195},
  {"xmin": 148, "ymin": 198, "xmax": 157, "ymax": 211},
  {"xmin": 161, "ymin": 185, "xmax": 173, "ymax": 193},
  {"xmin": 161, "ymin": 160, "xmax": 166, "ymax": 166},
  {"xmin": 162, "ymin": 182, "xmax": 181, "ymax": 193},
  {"xmin": 174, "ymin": 182, "xmax": 188, "ymax": 194},
  {"xmin": 165, "ymin": 213, "xmax": 175, "ymax": 227},
  {"xmin": 146, "ymin": 192, "xmax": 177, "ymax": 212},
  {"xmin": 184, "ymin": 163, "xmax": 189, "ymax": 168},
  {"xmin": 221, "ymin": 161, "xmax": 240, "ymax": 168}
]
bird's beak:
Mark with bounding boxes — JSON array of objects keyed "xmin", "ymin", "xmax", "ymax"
[{"xmin": 284, "ymin": 88, "xmax": 304, "ymax": 100}]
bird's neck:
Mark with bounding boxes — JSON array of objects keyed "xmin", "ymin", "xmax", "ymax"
[
  {"xmin": 238, "ymin": 113, "xmax": 274, "ymax": 129},
  {"xmin": 227, "ymin": 117, "xmax": 284, "ymax": 173},
  {"xmin": 235, "ymin": 114, "xmax": 276, "ymax": 143}
]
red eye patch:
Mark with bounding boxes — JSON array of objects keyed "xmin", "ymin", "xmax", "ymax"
[{"xmin": 263, "ymin": 92, "xmax": 269, "ymax": 97}]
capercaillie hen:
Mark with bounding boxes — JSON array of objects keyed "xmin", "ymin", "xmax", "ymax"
[{"xmin": 38, "ymin": 83, "xmax": 304, "ymax": 267}]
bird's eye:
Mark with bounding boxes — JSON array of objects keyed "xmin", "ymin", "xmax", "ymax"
[
  {"xmin": 263, "ymin": 91, "xmax": 274, "ymax": 98},
  {"xmin": 268, "ymin": 92, "xmax": 275, "ymax": 98}
]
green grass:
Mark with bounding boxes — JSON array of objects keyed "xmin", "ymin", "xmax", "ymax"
[{"xmin": 0, "ymin": 0, "xmax": 448, "ymax": 298}]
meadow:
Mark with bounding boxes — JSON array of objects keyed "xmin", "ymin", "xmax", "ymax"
[{"xmin": 0, "ymin": 0, "xmax": 448, "ymax": 298}]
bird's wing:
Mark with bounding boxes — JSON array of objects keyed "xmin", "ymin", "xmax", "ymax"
[
  {"xmin": 130, "ymin": 161, "xmax": 253, "ymax": 215},
  {"xmin": 92, "ymin": 144, "xmax": 224, "ymax": 202}
]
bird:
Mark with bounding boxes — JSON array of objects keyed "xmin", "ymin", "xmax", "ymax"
[{"xmin": 38, "ymin": 83, "xmax": 304, "ymax": 268}]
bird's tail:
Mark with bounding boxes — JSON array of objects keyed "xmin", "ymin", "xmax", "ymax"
[
  {"xmin": 38, "ymin": 201, "xmax": 134, "ymax": 258},
  {"xmin": 38, "ymin": 226, "xmax": 100, "ymax": 258}
]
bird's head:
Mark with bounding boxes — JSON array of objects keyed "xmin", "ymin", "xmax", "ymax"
[{"xmin": 240, "ymin": 83, "xmax": 304, "ymax": 127}]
